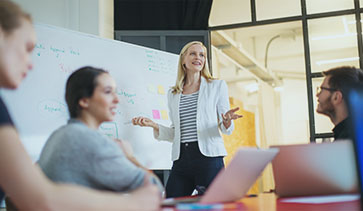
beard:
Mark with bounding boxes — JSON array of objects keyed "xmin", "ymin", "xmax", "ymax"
[{"xmin": 317, "ymin": 95, "xmax": 336, "ymax": 119}]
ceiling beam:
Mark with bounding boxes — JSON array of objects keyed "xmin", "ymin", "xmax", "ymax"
[{"xmin": 211, "ymin": 31, "xmax": 282, "ymax": 86}]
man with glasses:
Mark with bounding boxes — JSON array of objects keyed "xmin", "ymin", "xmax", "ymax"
[{"xmin": 316, "ymin": 66, "xmax": 363, "ymax": 140}]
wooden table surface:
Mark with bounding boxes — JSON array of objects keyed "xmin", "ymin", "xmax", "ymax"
[
  {"xmin": 239, "ymin": 193, "xmax": 360, "ymax": 211},
  {"xmin": 162, "ymin": 193, "xmax": 361, "ymax": 210}
]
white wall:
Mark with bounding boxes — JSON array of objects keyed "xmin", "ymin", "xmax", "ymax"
[{"xmin": 12, "ymin": 0, "xmax": 113, "ymax": 38}]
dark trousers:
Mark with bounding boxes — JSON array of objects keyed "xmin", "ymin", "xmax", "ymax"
[{"xmin": 165, "ymin": 142, "xmax": 224, "ymax": 198}]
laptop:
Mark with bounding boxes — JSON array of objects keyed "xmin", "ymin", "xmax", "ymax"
[
  {"xmin": 347, "ymin": 86, "xmax": 363, "ymax": 207},
  {"xmin": 162, "ymin": 147, "xmax": 279, "ymax": 205},
  {"xmin": 271, "ymin": 141, "xmax": 358, "ymax": 197}
]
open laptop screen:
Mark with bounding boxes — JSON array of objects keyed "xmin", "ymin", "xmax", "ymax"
[{"xmin": 348, "ymin": 87, "xmax": 363, "ymax": 208}]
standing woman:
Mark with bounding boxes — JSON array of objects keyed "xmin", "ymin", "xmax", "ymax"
[
  {"xmin": 133, "ymin": 41, "xmax": 242, "ymax": 197},
  {"xmin": 0, "ymin": 1, "xmax": 160, "ymax": 210}
]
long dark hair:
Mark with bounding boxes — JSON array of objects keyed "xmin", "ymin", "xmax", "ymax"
[{"xmin": 65, "ymin": 66, "xmax": 107, "ymax": 118}]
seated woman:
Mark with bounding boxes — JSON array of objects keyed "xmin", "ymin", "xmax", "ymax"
[{"xmin": 38, "ymin": 66, "xmax": 162, "ymax": 193}]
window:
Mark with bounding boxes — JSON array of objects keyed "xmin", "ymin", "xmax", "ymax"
[
  {"xmin": 309, "ymin": 15, "xmax": 359, "ymax": 73},
  {"xmin": 306, "ymin": 0, "xmax": 354, "ymax": 14},
  {"xmin": 256, "ymin": 0, "xmax": 301, "ymax": 20},
  {"xmin": 209, "ymin": 0, "xmax": 251, "ymax": 26},
  {"xmin": 209, "ymin": 0, "xmax": 362, "ymax": 142},
  {"xmin": 211, "ymin": 21, "xmax": 308, "ymax": 144}
]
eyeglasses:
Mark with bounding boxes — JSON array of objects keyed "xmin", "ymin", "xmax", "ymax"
[{"xmin": 316, "ymin": 86, "xmax": 338, "ymax": 94}]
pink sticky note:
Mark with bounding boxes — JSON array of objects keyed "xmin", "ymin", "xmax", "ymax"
[{"xmin": 152, "ymin": 110, "xmax": 160, "ymax": 119}]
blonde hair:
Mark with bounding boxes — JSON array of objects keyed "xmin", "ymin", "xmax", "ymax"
[{"xmin": 171, "ymin": 41, "xmax": 214, "ymax": 94}]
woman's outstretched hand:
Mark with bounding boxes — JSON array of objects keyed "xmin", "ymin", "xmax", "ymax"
[
  {"xmin": 132, "ymin": 117, "xmax": 158, "ymax": 130},
  {"xmin": 221, "ymin": 107, "xmax": 243, "ymax": 129}
]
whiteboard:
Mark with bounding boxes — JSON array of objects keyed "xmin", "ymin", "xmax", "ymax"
[{"xmin": 1, "ymin": 24, "xmax": 178, "ymax": 169}]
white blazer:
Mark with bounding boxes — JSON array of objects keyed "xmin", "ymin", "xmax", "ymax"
[{"xmin": 154, "ymin": 77, "xmax": 234, "ymax": 161}]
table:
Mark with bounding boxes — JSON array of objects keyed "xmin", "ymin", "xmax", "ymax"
[
  {"xmin": 239, "ymin": 193, "xmax": 360, "ymax": 211},
  {"xmin": 162, "ymin": 193, "xmax": 361, "ymax": 210}
]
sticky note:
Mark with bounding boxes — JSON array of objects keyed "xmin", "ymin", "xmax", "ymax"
[
  {"xmin": 152, "ymin": 110, "xmax": 160, "ymax": 119},
  {"xmin": 99, "ymin": 122, "xmax": 119, "ymax": 139},
  {"xmin": 157, "ymin": 85, "xmax": 165, "ymax": 95},
  {"xmin": 161, "ymin": 110, "xmax": 168, "ymax": 120}
]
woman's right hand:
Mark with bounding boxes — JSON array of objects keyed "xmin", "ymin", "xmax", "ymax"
[{"xmin": 132, "ymin": 117, "xmax": 158, "ymax": 129}]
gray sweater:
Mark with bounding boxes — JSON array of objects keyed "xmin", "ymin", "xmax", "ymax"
[{"xmin": 38, "ymin": 119, "xmax": 145, "ymax": 192}]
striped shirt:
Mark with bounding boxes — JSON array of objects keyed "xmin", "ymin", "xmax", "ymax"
[{"xmin": 179, "ymin": 91, "xmax": 199, "ymax": 143}]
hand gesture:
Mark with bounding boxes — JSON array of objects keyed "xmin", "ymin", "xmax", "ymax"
[
  {"xmin": 132, "ymin": 117, "xmax": 156, "ymax": 128},
  {"xmin": 221, "ymin": 107, "xmax": 243, "ymax": 129}
]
